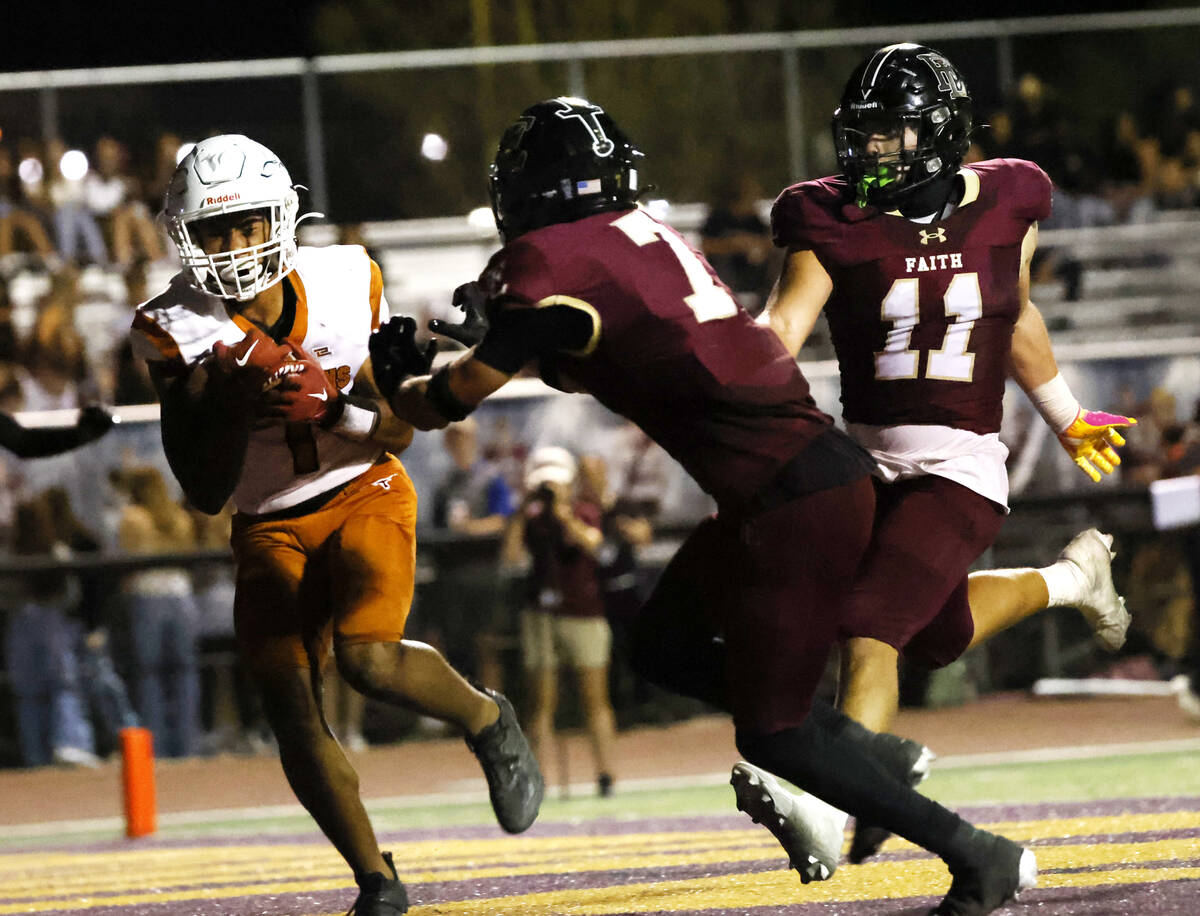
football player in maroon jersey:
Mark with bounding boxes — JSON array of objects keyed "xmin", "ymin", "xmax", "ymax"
[
  {"xmin": 372, "ymin": 96, "xmax": 1036, "ymax": 916},
  {"xmin": 757, "ymin": 43, "xmax": 1136, "ymax": 881}
]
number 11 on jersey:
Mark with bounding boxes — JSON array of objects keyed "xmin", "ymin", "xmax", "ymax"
[{"xmin": 875, "ymin": 272, "xmax": 983, "ymax": 382}]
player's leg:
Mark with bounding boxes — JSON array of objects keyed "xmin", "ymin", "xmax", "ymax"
[
  {"xmin": 967, "ymin": 528, "xmax": 1129, "ymax": 651},
  {"xmin": 328, "ymin": 463, "xmax": 542, "ymax": 833},
  {"xmin": 628, "ymin": 516, "xmax": 730, "ymax": 710},
  {"xmin": 254, "ymin": 662, "xmax": 391, "ymax": 879},
  {"xmin": 725, "ymin": 479, "xmax": 1035, "ymax": 912},
  {"xmin": 231, "ymin": 520, "xmax": 402, "ymax": 909},
  {"xmin": 838, "ymin": 477, "xmax": 1005, "ymax": 733}
]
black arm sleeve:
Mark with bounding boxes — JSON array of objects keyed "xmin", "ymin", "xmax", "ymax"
[
  {"xmin": 0, "ymin": 412, "xmax": 94, "ymax": 459},
  {"xmin": 473, "ymin": 302, "xmax": 598, "ymax": 375}
]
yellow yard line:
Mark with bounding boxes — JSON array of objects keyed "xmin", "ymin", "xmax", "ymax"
[{"xmin": 3, "ymin": 836, "xmax": 1198, "ymax": 914}]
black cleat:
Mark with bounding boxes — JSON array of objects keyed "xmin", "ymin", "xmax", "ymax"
[
  {"xmin": 930, "ymin": 832, "xmax": 1037, "ymax": 915},
  {"xmin": 465, "ymin": 688, "xmax": 544, "ymax": 833},
  {"xmin": 848, "ymin": 736, "xmax": 936, "ymax": 864},
  {"xmin": 346, "ymin": 852, "xmax": 409, "ymax": 915}
]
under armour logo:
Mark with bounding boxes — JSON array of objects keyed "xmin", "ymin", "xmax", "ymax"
[
  {"xmin": 372, "ymin": 473, "xmax": 398, "ymax": 491},
  {"xmin": 919, "ymin": 228, "xmax": 947, "ymax": 245},
  {"xmin": 553, "ymin": 98, "xmax": 615, "ymax": 157}
]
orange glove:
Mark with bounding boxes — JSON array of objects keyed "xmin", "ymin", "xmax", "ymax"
[{"xmin": 1057, "ymin": 409, "xmax": 1137, "ymax": 482}]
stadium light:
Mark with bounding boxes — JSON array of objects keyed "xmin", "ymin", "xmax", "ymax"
[
  {"xmin": 466, "ymin": 206, "xmax": 495, "ymax": 230},
  {"xmin": 17, "ymin": 157, "xmax": 43, "ymax": 184},
  {"xmin": 645, "ymin": 198, "xmax": 671, "ymax": 220},
  {"xmin": 421, "ymin": 133, "xmax": 448, "ymax": 162},
  {"xmin": 59, "ymin": 149, "xmax": 89, "ymax": 181}
]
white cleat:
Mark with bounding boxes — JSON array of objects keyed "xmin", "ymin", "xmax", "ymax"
[
  {"xmin": 1059, "ymin": 528, "xmax": 1130, "ymax": 651},
  {"xmin": 730, "ymin": 761, "xmax": 844, "ymax": 883}
]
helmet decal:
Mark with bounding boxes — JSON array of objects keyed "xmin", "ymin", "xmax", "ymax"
[
  {"xmin": 553, "ymin": 98, "xmax": 615, "ymax": 157},
  {"xmin": 489, "ymin": 97, "xmax": 643, "ymax": 241},
  {"xmin": 916, "ymin": 52, "xmax": 968, "ymax": 98},
  {"xmin": 192, "ymin": 146, "xmax": 248, "ymax": 185}
]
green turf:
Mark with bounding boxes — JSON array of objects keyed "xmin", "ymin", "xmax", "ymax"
[{"xmin": 4, "ymin": 748, "xmax": 1197, "ymax": 849}]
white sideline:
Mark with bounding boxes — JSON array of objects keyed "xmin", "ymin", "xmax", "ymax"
[{"xmin": 7, "ymin": 737, "xmax": 1200, "ymax": 841}]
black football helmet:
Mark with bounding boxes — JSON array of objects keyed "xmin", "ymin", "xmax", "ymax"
[
  {"xmin": 832, "ymin": 43, "xmax": 973, "ymax": 209},
  {"xmin": 489, "ymin": 97, "xmax": 644, "ymax": 241}
]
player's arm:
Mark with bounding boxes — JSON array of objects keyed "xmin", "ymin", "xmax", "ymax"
[
  {"xmin": 1008, "ymin": 224, "xmax": 1135, "ymax": 482},
  {"xmin": 334, "ymin": 356, "xmax": 414, "ymax": 454},
  {"xmin": 150, "ymin": 360, "xmax": 253, "ymax": 515},
  {"xmin": 381, "ymin": 296, "xmax": 597, "ymax": 431},
  {"xmin": 0, "ymin": 406, "xmax": 113, "ymax": 458},
  {"xmin": 758, "ymin": 248, "xmax": 832, "ymax": 356}
]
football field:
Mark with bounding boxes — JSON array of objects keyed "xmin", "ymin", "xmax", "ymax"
[{"xmin": 2, "ymin": 739, "xmax": 1199, "ymax": 915}]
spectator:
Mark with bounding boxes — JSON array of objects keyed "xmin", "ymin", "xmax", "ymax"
[
  {"xmin": 577, "ymin": 453, "xmax": 656, "ymax": 724},
  {"xmin": 113, "ymin": 465, "xmax": 201, "ymax": 758},
  {"xmin": 504, "ymin": 447, "xmax": 617, "ymax": 797},
  {"xmin": 699, "ymin": 174, "xmax": 775, "ymax": 314},
  {"xmin": 189, "ymin": 502, "xmax": 269, "ymax": 755},
  {"xmin": 0, "ymin": 145, "xmax": 56, "ymax": 269},
  {"xmin": 1099, "ymin": 111, "xmax": 1158, "ymax": 225},
  {"xmin": 46, "ymin": 138, "xmax": 107, "ymax": 268},
  {"xmin": 3, "ymin": 494, "xmax": 100, "ymax": 767},
  {"xmin": 86, "ymin": 136, "xmax": 165, "ymax": 268},
  {"xmin": 426, "ymin": 417, "xmax": 515, "ymax": 688},
  {"xmin": 19, "ymin": 274, "xmax": 99, "ymax": 410}
]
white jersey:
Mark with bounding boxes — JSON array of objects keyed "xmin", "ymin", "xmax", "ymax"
[{"xmin": 131, "ymin": 245, "xmax": 389, "ymax": 515}]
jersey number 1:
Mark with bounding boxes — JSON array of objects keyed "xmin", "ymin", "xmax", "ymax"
[
  {"xmin": 875, "ymin": 273, "xmax": 982, "ymax": 382},
  {"xmin": 613, "ymin": 210, "xmax": 739, "ymax": 323}
]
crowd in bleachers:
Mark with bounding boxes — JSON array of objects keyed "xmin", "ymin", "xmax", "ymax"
[{"xmin": 0, "ymin": 73, "xmax": 1199, "ymax": 769}]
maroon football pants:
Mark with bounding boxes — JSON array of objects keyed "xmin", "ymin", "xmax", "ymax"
[
  {"xmin": 838, "ymin": 474, "xmax": 1006, "ymax": 668},
  {"xmin": 632, "ymin": 476, "xmax": 875, "ymax": 736}
]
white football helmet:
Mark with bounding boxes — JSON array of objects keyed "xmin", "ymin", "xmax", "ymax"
[{"xmin": 164, "ymin": 134, "xmax": 300, "ymax": 301}]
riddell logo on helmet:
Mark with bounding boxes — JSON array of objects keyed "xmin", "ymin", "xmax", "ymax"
[{"xmin": 204, "ymin": 194, "xmax": 241, "ymax": 205}]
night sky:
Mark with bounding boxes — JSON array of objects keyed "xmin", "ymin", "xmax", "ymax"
[{"xmin": 0, "ymin": 0, "xmax": 1164, "ymax": 73}]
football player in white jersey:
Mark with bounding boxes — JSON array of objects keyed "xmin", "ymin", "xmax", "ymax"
[{"xmin": 131, "ymin": 135, "xmax": 542, "ymax": 915}]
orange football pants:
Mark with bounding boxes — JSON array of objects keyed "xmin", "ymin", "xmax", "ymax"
[{"xmin": 230, "ymin": 456, "xmax": 417, "ymax": 674}]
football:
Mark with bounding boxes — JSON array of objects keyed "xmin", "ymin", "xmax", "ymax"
[{"xmin": 256, "ymin": 343, "xmax": 339, "ymax": 423}]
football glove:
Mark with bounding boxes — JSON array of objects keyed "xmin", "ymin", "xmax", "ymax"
[
  {"xmin": 368, "ymin": 316, "xmax": 439, "ymax": 401},
  {"xmin": 257, "ymin": 340, "xmax": 341, "ymax": 424},
  {"xmin": 1057, "ymin": 409, "xmax": 1137, "ymax": 483},
  {"xmin": 429, "ymin": 281, "xmax": 490, "ymax": 348}
]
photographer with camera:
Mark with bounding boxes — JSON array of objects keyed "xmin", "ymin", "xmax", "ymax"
[{"xmin": 503, "ymin": 446, "xmax": 617, "ymax": 797}]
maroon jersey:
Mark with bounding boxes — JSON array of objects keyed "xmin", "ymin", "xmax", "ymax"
[
  {"xmin": 480, "ymin": 208, "xmax": 841, "ymax": 510},
  {"xmin": 772, "ymin": 158, "xmax": 1052, "ymax": 435}
]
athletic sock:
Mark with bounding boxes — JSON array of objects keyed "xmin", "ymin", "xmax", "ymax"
[{"xmin": 1038, "ymin": 557, "xmax": 1088, "ymax": 607}]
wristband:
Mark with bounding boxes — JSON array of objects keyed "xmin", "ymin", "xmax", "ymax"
[
  {"xmin": 426, "ymin": 367, "xmax": 474, "ymax": 422},
  {"xmin": 320, "ymin": 394, "xmax": 381, "ymax": 441},
  {"xmin": 1028, "ymin": 372, "xmax": 1081, "ymax": 434}
]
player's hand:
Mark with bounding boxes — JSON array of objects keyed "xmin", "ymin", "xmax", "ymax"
[
  {"xmin": 75, "ymin": 405, "xmax": 114, "ymax": 443},
  {"xmin": 429, "ymin": 282, "xmax": 490, "ymax": 348},
  {"xmin": 210, "ymin": 327, "xmax": 291, "ymax": 393},
  {"xmin": 1057, "ymin": 408, "xmax": 1137, "ymax": 482},
  {"xmin": 258, "ymin": 340, "xmax": 341, "ymax": 424},
  {"xmin": 369, "ymin": 316, "xmax": 438, "ymax": 400}
]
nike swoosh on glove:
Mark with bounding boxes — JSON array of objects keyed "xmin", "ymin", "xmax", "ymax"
[{"xmin": 1058, "ymin": 409, "xmax": 1137, "ymax": 482}]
